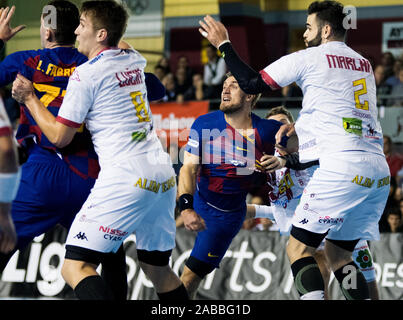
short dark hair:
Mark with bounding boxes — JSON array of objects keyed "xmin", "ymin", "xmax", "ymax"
[
  {"xmin": 308, "ymin": 1, "xmax": 347, "ymax": 39},
  {"xmin": 266, "ymin": 106, "xmax": 294, "ymax": 123},
  {"xmin": 43, "ymin": 1, "xmax": 79, "ymax": 45},
  {"xmin": 225, "ymin": 72, "xmax": 261, "ymax": 108},
  {"xmin": 81, "ymin": 0, "xmax": 129, "ymax": 47}
]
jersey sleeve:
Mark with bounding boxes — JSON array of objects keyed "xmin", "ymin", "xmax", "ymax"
[
  {"xmin": 145, "ymin": 72, "xmax": 165, "ymax": 101},
  {"xmin": 56, "ymin": 68, "xmax": 93, "ymax": 128},
  {"xmin": 259, "ymin": 49, "xmax": 308, "ymax": 89},
  {"xmin": 185, "ymin": 116, "xmax": 204, "ymax": 157},
  {"xmin": 262, "ymin": 119, "xmax": 288, "ymax": 147},
  {"xmin": 0, "ymin": 51, "xmax": 26, "ymax": 87}
]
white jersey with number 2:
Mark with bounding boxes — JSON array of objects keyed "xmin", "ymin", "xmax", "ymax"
[{"xmin": 260, "ymin": 41, "xmax": 384, "ymax": 163}]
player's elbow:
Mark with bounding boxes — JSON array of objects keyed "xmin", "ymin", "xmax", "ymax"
[
  {"xmin": 49, "ymin": 133, "xmax": 73, "ymax": 149},
  {"xmin": 51, "ymin": 137, "xmax": 71, "ymax": 148},
  {"xmin": 48, "ymin": 122, "xmax": 76, "ymax": 148}
]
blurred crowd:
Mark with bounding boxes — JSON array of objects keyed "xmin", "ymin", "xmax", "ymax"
[
  {"xmin": 374, "ymin": 52, "xmax": 403, "ymax": 107},
  {"xmin": 153, "ymin": 44, "xmax": 227, "ymax": 104}
]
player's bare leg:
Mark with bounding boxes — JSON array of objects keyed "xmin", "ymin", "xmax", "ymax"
[
  {"xmin": 368, "ymin": 280, "xmax": 380, "ymax": 300},
  {"xmin": 325, "ymin": 240, "xmax": 369, "ymax": 300},
  {"xmin": 314, "ymin": 249, "xmax": 331, "ymax": 300},
  {"xmin": 180, "ymin": 265, "xmax": 203, "ymax": 299},
  {"xmin": 139, "ymin": 261, "xmax": 189, "ymax": 300},
  {"xmin": 61, "ymin": 259, "xmax": 113, "ymax": 299},
  {"xmin": 286, "ymin": 235, "xmax": 325, "ymax": 300}
]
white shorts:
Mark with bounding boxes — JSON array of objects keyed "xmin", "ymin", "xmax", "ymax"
[
  {"xmin": 66, "ymin": 150, "xmax": 177, "ymax": 253},
  {"xmin": 292, "ymin": 151, "xmax": 390, "ymax": 241}
]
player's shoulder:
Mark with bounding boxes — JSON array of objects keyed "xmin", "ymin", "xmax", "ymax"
[
  {"xmin": 69, "ymin": 58, "xmax": 93, "ymax": 85},
  {"xmin": 12, "ymin": 47, "xmax": 86, "ymax": 64},
  {"xmin": 253, "ymin": 113, "xmax": 282, "ymax": 128},
  {"xmin": 68, "ymin": 48, "xmax": 88, "ymax": 64},
  {"xmin": 196, "ymin": 110, "xmax": 222, "ymax": 122},
  {"xmin": 190, "ymin": 110, "xmax": 223, "ymax": 130},
  {"xmin": 5, "ymin": 48, "xmax": 43, "ymax": 61},
  {"xmin": 127, "ymin": 47, "xmax": 146, "ymax": 60},
  {"xmin": 75, "ymin": 51, "xmax": 100, "ymax": 73}
]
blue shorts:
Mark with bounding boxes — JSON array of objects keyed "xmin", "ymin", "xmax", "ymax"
[
  {"xmin": 189, "ymin": 191, "xmax": 246, "ymax": 268},
  {"xmin": 12, "ymin": 145, "xmax": 95, "ymax": 250}
]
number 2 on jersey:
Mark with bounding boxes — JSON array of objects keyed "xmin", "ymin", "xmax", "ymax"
[
  {"xmin": 130, "ymin": 91, "xmax": 150, "ymax": 122},
  {"xmin": 352, "ymin": 78, "xmax": 369, "ymax": 110}
]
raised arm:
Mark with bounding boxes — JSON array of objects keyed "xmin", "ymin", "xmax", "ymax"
[{"xmin": 199, "ymin": 15, "xmax": 271, "ymax": 95}]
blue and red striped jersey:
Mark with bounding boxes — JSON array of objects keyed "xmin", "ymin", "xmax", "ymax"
[
  {"xmin": 0, "ymin": 47, "xmax": 99, "ymax": 179},
  {"xmin": 185, "ymin": 110, "xmax": 285, "ymax": 211}
]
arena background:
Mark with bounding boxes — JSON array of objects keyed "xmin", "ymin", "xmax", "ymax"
[{"xmin": 0, "ymin": 0, "xmax": 402, "ymax": 300}]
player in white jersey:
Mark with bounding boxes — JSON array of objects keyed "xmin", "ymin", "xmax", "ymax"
[
  {"xmin": 199, "ymin": 0, "xmax": 390, "ymax": 300},
  {"xmin": 0, "ymin": 96, "xmax": 19, "ymax": 254},
  {"xmin": 246, "ymin": 106, "xmax": 379, "ymax": 299},
  {"xmin": 11, "ymin": 0, "xmax": 188, "ymax": 300}
]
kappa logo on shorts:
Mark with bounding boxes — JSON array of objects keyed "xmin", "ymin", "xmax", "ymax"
[
  {"xmin": 74, "ymin": 232, "xmax": 88, "ymax": 241},
  {"xmin": 299, "ymin": 218, "xmax": 309, "ymax": 224}
]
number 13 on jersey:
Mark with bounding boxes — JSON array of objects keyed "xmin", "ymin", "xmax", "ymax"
[{"xmin": 130, "ymin": 91, "xmax": 150, "ymax": 122}]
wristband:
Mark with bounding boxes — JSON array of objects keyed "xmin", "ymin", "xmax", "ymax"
[
  {"xmin": 253, "ymin": 204, "xmax": 274, "ymax": 220},
  {"xmin": 0, "ymin": 39, "xmax": 4, "ymax": 51},
  {"xmin": 217, "ymin": 40, "xmax": 231, "ymax": 50},
  {"xmin": 0, "ymin": 168, "xmax": 21, "ymax": 203},
  {"xmin": 178, "ymin": 193, "xmax": 194, "ymax": 212}
]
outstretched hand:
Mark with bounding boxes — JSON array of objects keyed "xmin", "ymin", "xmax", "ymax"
[
  {"xmin": 199, "ymin": 15, "xmax": 229, "ymax": 48},
  {"xmin": 0, "ymin": 6, "xmax": 26, "ymax": 42}
]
